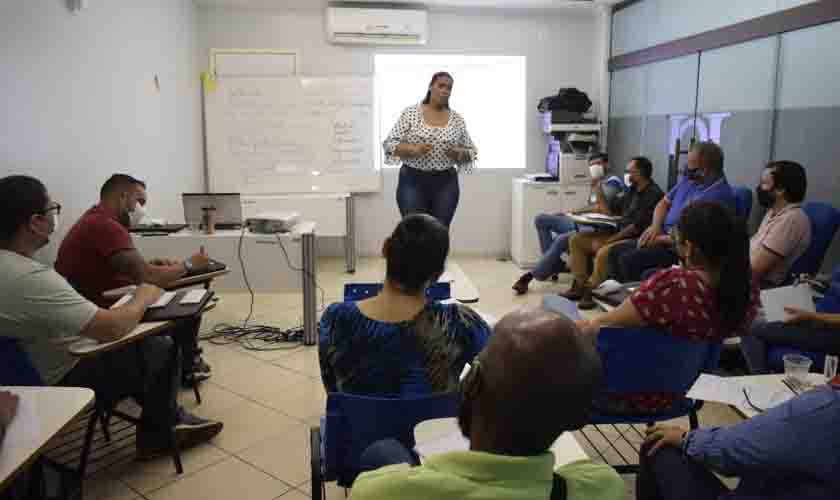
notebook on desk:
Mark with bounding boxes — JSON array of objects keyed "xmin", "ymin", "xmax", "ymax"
[
  {"xmin": 185, "ymin": 259, "xmax": 227, "ymax": 278},
  {"xmin": 591, "ymin": 281, "xmax": 640, "ymax": 307},
  {"xmin": 112, "ymin": 289, "xmax": 214, "ymax": 322}
]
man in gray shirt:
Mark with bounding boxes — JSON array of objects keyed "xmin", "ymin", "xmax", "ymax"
[{"xmin": 0, "ymin": 175, "xmax": 222, "ymax": 459}]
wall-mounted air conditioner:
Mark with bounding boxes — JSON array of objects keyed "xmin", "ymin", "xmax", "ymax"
[{"xmin": 326, "ymin": 6, "xmax": 429, "ymax": 46}]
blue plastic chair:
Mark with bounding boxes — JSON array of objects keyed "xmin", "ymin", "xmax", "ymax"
[
  {"xmin": 733, "ymin": 186, "xmax": 753, "ymax": 220},
  {"xmin": 583, "ymin": 327, "xmax": 722, "ymax": 474},
  {"xmin": 309, "ymin": 392, "xmax": 459, "ymax": 499},
  {"xmin": 343, "ymin": 282, "xmax": 451, "ymax": 302},
  {"xmin": 787, "ymin": 202, "xmax": 840, "ymax": 278},
  {"xmin": 0, "ymin": 337, "xmax": 43, "ymax": 386}
]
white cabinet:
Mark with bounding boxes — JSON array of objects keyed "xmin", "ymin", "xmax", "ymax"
[{"xmin": 511, "ymin": 179, "xmax": 589, "ymax": 268}]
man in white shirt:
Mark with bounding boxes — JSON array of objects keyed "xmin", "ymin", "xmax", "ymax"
[{"xmin": 0, "ymin": 175, "xmax": 222, "ymax": 459}]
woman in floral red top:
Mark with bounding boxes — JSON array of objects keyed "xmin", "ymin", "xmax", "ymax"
[{"xmin": 577, "ymin": 201, "xmax": 759, "ymax": 414}]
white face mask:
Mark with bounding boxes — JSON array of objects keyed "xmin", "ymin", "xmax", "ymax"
[
  {"xmin": 589, "ymin": 164, "xmax": 605, "ymax": 179},
  {"xmin": 129, "ymin": 204, "xmax": 147, "ymax": 226},
  {"xmin": 624, "ymin": 173, "xmax": 633, "ymax": 187},
  {"xmin": 50, "ymin": 212, "xmax": 59, "ymax": 234}
]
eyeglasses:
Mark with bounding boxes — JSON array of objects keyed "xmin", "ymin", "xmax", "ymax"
[{"xmin": 40, "ymin": 203, "xmax": 61, "ymax": 216}]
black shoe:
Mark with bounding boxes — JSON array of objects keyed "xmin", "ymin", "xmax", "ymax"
[
  {"xmin": 137, "ymin": 409, "xmax": 223, "ymax": 460},
  {"xmin": 182, "ymin": 371, "xmax": 211, "ymax": 388},
  {"xmin": 560, "ymin": 280, "xmax": 584, "ymax": 301},
  {"xmin": 194, "ymin": 356, "xmax": 212, "ymax": 376},
  {"xmin": 578, "ymin": 287, "xmax": 597, "ymax": 310},
  {"xmin": 512, "ymin": 273, "xmax": 533, "ymax": 295}
]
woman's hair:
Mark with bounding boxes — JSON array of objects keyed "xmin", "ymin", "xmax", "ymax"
[
  {"xmin": 422, "ymin": 71, "xmax": 453, "ymax": 109},
  {"xmin": 384, "ymin": 213, "xmax": 450, "ymax": 294},
  {"xmin": 677, "ymin": 201, "xmax": 751, "ymax": 330}
]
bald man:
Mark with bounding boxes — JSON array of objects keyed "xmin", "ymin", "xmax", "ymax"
[{"xmin": 349, "ymin": 308, "xmax": 625, "ymax": 500}]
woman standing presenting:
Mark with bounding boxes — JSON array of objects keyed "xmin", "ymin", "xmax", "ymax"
[{"xmin": 383, "ymin": 72, "xmax": 477, "ymax": 227}]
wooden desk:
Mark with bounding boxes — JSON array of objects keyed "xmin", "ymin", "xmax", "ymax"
[
  {"xmin": 414, "ymin": 418, "xmax": 588, "ymax": 466},
  {"xmin": 0, "ymin": 387, "xmax": 94, "ymax": 491},
  {"xmin": 441, "ymin": 261, "xmax": 480, "ymax": 304}
]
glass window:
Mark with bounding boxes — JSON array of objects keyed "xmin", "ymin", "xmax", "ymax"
[{"xmin": 374, "ymin": 54, "xmax": 526, "ymax": 169}]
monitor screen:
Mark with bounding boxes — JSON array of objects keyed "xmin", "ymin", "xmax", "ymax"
[{"xmin": 182, "ymin": 193, "xmax": 243, "ymax": 227}]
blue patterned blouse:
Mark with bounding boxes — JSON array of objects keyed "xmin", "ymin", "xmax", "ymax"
[{"xmin": 318, "ymin": 301, "xmax": 491, "ymax": 397}]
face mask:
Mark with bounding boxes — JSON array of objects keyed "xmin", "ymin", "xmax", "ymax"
[
  {"xmin": 50, "ymin": 212, "xmax": 59, "ymax": 235},
  {"xmin": 756, "ymin": 186, "xmax": 775, "ymax": 209},
  {"xmin": 130, "ymin": 204, "xmax": 147, "ymax": 226},
  {"xmin": 684, "ymin": 167, "xmax": 702, "ymax": 182},
  {"xmin": 624, "ymin": 173, "xmax": 633, "ymax": 187},
  {"xmin": 589, "ymin": 164, "xmax": 605, "ymax": 179}
]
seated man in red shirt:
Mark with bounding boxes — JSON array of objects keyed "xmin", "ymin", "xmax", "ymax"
[{"xmin": 55, "ymin": 174, "xmax": 211, "ymax": 387}]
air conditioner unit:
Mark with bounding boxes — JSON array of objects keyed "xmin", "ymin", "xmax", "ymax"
[{"xmin": 326, "ymin": 6, "xmax": 429, "ymax": 46}]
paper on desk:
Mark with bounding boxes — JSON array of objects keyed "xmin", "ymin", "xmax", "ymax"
[
  {"xmin": 542, "ymin": 295, "xmax": 581, "ymax": 321},
  {"xmin": 687, "ymin": 374, "xmax": 795, "ymax": 413},
  {"xmin": 579, "ymin": 213, "xmax": 621, "ymax": 221},
  {"xmin": 2, "ymin": 390, "xmax": 40, "ymax": 450},
  {"xmin": 760, "ymin": 285, "xmax": 816, "ymax": 323}
]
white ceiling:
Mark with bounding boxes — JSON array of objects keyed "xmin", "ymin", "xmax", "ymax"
[{"xmin": 193, "ymin": 0, "xmax": 621, "ymax": 11}]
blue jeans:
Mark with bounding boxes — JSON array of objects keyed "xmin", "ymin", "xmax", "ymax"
[
  {"xmin": 532, "ymin": 213, "xmax": 577, "ymax": 280},
  {"xmin": 396, "ymin": 166, "xmax": 460, "ymax": 227},
  {"xmin": 359, "ymin": 438, "xmax": 421, "ymax": 473}
]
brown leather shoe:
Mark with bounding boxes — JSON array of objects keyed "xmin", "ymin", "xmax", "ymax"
[
  {"xmin": 578, "ymin": 286, "xmax": 597, "ymax": 310},
  {"xmin": 560, "ymin": 280, "xmax": 584, "ymax": 301},
  {"xmin": 512, "ymin": 273, "xmax": 533, "ymax": 295}
]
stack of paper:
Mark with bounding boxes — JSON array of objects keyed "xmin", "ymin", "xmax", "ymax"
[{"xmin": 686, "ymin": 374, "xmax": 796, "ymax": 414}]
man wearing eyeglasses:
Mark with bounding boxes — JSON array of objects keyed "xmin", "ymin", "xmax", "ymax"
[
  {"xmin": 0, "ymin": 175, "xmax": 223, "ymax": 459},
  {"xmin": 608, "ymin": 142, "xmax": 736, "ymax": 283}
]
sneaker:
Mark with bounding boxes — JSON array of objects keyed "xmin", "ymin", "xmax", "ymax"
[
  {"xmin": 136, "ymin": 409, "xmax": 223, "ymax": 460},
  {"xmin": 512, "ymin": 273, "xmax": 533, "ymax": 295},
  {"xmin": 578, "ymin": 287, "xmax": 597, "ymax": 310},
  {"xmin": 559, "ymin": 280, "xmax": 584, "ymax": 301}
]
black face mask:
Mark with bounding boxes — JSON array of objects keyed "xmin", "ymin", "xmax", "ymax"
[
  {"xmin": 684, "ymin": 167, "xmax": 703, "ymax": 182},
  {"xmin": 756, "ymin": 186, "xmax": 775, "ymax": 208}
]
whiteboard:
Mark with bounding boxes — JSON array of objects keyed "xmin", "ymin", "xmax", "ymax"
[{"xmin": 204, "ymin": 76, "xmax": 380, "ymax": 194}]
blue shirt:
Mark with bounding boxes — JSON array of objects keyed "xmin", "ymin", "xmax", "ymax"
[
  {"xmin": 685, "ymin": 384, "xmax": 840, "ymax": 500},
  {"xmin": 318, "ymin": 301, "xmax": 491, "ymax": 397},
  {"xmin": 663, "ymin": 176, "xmax": 735, "ymax": 231}
]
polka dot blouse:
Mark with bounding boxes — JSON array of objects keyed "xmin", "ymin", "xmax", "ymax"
[{"xmin": 382, "ymin": 103, "xmax": 477, "ymax": 172}]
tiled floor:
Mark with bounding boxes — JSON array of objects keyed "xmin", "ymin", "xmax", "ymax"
[{"xmin": 77, "ymin": 256, "xmax": 745, "ymax": 500}]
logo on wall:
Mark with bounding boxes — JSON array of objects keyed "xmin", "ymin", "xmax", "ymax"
[{"xmin": 668, "ymin": 113, "xmax": 731, "ymax": 153}]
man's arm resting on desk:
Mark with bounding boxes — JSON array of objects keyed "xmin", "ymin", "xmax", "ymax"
[
  {"xmin": 81, "ymin": 285, "xmax": 162, "ymax": 343},
  {"xmin": 683, "ymin": 387, "xmax": 840, "ymax": 477}
]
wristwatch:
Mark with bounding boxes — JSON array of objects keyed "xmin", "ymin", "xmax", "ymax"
[{"xmin": 183, "ymin": 258, "xmax": 194, "ymax": 273}]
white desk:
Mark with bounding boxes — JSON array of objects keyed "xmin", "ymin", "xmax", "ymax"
[
  {"xmin": 132, "ymin": 223, "xmax": 316, "ymax": 293},
  {"xmin": 414, "ymin": 418, "xmax": 588, "ymax": 466},
  {"xmin": 68, "ymin": 321, "xmax": 174, "ymax": 357},
  {"xmin": 132, "ymin": 223, "xmax": 318, "ymax": 344},
  {"xmin": 242, "ymin": 193, "xmax": 357, "ymax": 273},
  {"xmin": 726, "ymin": 373, "xmax": 827, "ymax": 419},
  {"xmin": 0, "ymin": 387, "xmax": 94, "ymax": 491}
]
